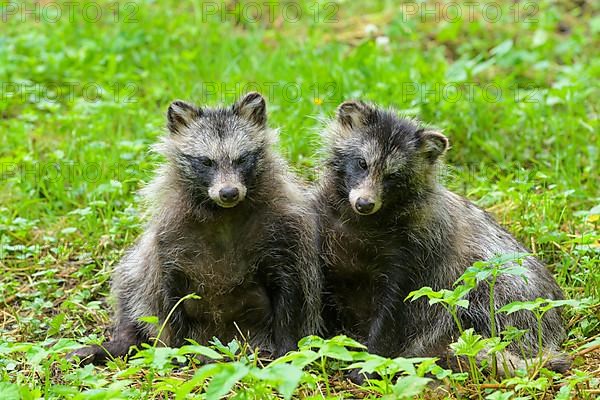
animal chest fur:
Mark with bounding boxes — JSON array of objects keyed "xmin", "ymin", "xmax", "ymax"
[{"xmin": 161, "ymin": 214, "xmax": 274, "ymax": 327}]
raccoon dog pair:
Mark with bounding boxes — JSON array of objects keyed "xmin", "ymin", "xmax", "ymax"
[{"xmin": 72, "ymin": 93, "xmax": 568, "ymax": 379}]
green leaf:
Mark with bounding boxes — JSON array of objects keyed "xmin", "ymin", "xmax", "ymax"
[
  {"xmin": 318, "ymin": 342, "xmax": 354, "ymax": 361},
  {"xmin": 131, "ymin": 346, "xmax": 183, "ymax": 371},
  {"xmin": 490, "ymin": 40, "xmax": 513, "ymax": 56},
  {"xmin": 347, "ymin": 354, "xmax": 390, "ymax": 374},
  {"xmin": 327, "ymin": 335, "xmax": 367, "ymax": 349},
  {"xmin": 392, "ymin": 375, "xmax": 432, "ymax": 399},
  {"xmin": 210, "ymin": 338, "xmax": 240, "ymax": 359},
  {"xmin": 406, "ymin": 287, "xmax": 439, "ymax": 301},
  {"xmin": 271, "ymin": 349, "xmax": 320, "ymax": 368},
  {"xmin": 487, "ymin": 252, "xmax": 530, "ymax": 266},
  {"xmin": 498, "ymin": 300, "xmax": 541, "ymax": 314},
  {"xmin": 451, "ymin": 285, "xmax": 473, "ymax": 301},
  {"xmin": 178, "ymin": 343, "xmax": 223, "ymax": 360},
  {"xmin": 298, "ymin": 335, "xmax": 326, "ymax": 348},
  {"xmin": 48, "ymin": 313, "xmax": 66, "ymax": 336},
  {"xmin": 255, "ymin": 363, "xmax": 303, "ymax": 400},
  {"xmin": 554, "ymin": 385, "xmax": 572, "ymax": 400},
  {"xmin": 455, "ymin": 299, "xmax": 470, "ymax": 309},
  {"xmin": 0, "ymin": 382, "xmax": 20, "ymax": 400},
  {"xmin": 577, "ymin": 337, "xmax": 600, "ymax": 353},
  {"xmin": 486, "ymin": 390, "xmax": 516, "ymax": 400},
  {"xmin": 298, "ymin": 335, "xmax": 365, "ymax": 356},
  {"xmin": 501, "ymin": 327, "xmax": 528, "ymax": 342},
  {"xmin": 204, "ymin": 362, "xmax": 250, "ymax": 400},
  {"xmin": 50, "ymin": 339, "xmax": 80, "ymax": 352},
  {"xmin": 501, "ymin": 265, "xmax": 529, "ymax": 280},
  {"xmin": 449, "ymin": 329, "xmax": 488, "ymax": 358},
  {"xmin": 179, "ymin": 338, "xmax": 223, "ymax": 359}
]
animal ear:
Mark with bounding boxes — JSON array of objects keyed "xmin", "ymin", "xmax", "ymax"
[
  {"xmin": 233, "ymin": 92, "xmax": 267, "ymax": 127},
  {"xmin": 420, "ymin": 130, "xmax": 449, "ymax": 161},
  {"xmin": 336, "ymin": 100, "xmax": 372, "ymax": 129},
  {"xmin": 167, "ymin": 100, "xmax": 202, "ymax": 134}
]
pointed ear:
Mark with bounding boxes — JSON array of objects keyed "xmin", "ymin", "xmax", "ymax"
[
  {"xmin": 167, "ymin": 100, "xmax": 202, "ymax": 134},
  {"xmin": 336, "ymin": 100, "xmax": 372, "ymax": 129},
  {"xmin": 232, "ymin": 92, "xmax": 266, "ymax": 127},
  {"xmin": 420, "ymin": 130, "xmax": 449, "ymax": 161}
]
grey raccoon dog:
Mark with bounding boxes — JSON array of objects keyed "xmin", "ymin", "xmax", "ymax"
[
  {"xmin": 70, "ymin": 92, "xmax": 322, "ymax": 364},
  {"xmin": 316, "ymin": 100, "xmax": 569, "ymax": 380}
]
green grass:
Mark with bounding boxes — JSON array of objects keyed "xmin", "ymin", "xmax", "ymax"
[{"xmin": 1, "ymin": 0, "xmax": 599, "ymax": 398}]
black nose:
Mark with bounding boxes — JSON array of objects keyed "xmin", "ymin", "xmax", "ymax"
[
  {"xmin": 355, "ymin": 197, "xmax": 375, "ymax": 214},
  {"xmin": 219, "ymin": 187, "xmax": 239, "ymax": 203}
]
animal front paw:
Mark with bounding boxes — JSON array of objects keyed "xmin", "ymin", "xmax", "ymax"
[
  {"xmin": 272, "ymin": 338, "xmax": 297, "ymax": 359},
  {"xmin": 544, "ymin": 354, "xmax": 572, "ymax": 374},
  {"xmin": 67, "ymin": 345, "xmax": 104, "ymax": 366},
  {"xmin": 347, "ymin": 368, "xmax": 376, "ymax": 385}
]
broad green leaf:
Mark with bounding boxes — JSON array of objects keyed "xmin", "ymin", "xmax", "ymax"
[
  {"xmin": 131, "ymin": 346, "xmax": 184, "ymax": 371},
  {"xmin": 204, "ymin": 362, "xmax": 250, "ymax": 400},
  {"xmin": 178, "ymin": 342, "xmax": 223, "ymax": 360},
  {"xmin": 449, "ymin": 329, "xmax": 488, "ymax": 358},
  {"xmin": 271, "ymin": 349, "xmax": 319, "ymax": 368},
  {"xmin": 406, "ymin": 286, "xmax": 438, "ymax": 301},
  {"xmin": 392, "ymin": 375, "xmax": 432, "ymax": 399},
  {"xmin": 255, "ymin": 363, "xmax": 303, "ymax": 400},
  {"xmin": 48, "ymin": 313, "xmax": 66, "ymax": 336},
  {"xmin": 0, "ymin": 382, "xmax": 19, "ymax": 400},
  {"xmin": 498, "ymin": 301, "xmax": 540, "ymax": 314},
  {"xmin": 486, "ymin": 390, "xmax": 516, "ymax": 400},
  {"xmin": 318, "ymin": 342, "xmax": 354, "ymax": 361}
]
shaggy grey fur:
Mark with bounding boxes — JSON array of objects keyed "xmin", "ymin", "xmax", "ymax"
[
  {"xmin": 316, "ymin": 100, "xmax": 569, "ymax": 380},
  {"xmin": 70, "ymin": 93, "xmax": 322, "ymax": 364}
]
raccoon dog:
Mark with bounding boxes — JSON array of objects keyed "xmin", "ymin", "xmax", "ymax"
[
  {"xmin": 316, "ymin": 100, "xmax": 569, "ymax": 380},
  {"xmin": 71, "ymin": 92, "xmax": 321, "ymax": 364}
]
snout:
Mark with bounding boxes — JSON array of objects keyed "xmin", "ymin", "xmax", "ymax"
[
  {"xmin": 219, "ymin": 187, "xmax": 239, "ymax": 204},
  {"xmin": 355, "ymin": 197, "xmax": 375, "ymax": 214},
  {"xmin": 209, "ymin": 183, "xmax": 246, "ymax": 208},
  {"xmin": 349, "ymin": 188, "xmax": 381, "ymax": 216}
]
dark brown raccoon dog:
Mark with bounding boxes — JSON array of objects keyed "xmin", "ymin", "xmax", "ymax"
[{"xmin": 315, "ymin": 100, "xmax": 569, "ymax": 382}]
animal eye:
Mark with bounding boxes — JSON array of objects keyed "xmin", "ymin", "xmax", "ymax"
[
  {"xmin": 234, "ymin": 153, "xmax": 255, "ymax": 166},
  {"xmin": 199, "ymin": 157, "xmax": 213, "ymax": 167},
  {"xmin": 357, "ymin": 158, "xmax": 368, "ymax": 170},
  {"xmin": 385, "ymin": 171, "xmax": 402, "ymax": 181}
]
